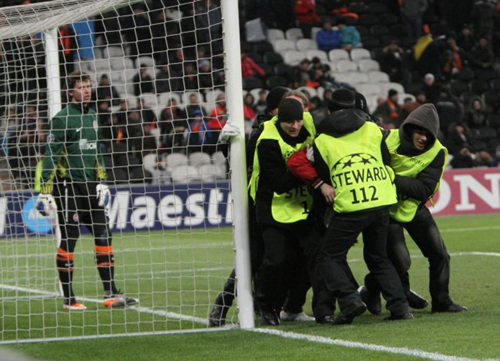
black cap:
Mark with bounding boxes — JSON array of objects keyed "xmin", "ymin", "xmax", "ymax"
[
  {"xmin": 327, "ymin": 88, "xmax": 355, "ymax": 112},
  {"xmin": 278, "ymin": 98, "xmax": 303, "ymax": 122},
  {"xmin": 266, "ymin": 86, "xmax": 290, "ymax": 111}
]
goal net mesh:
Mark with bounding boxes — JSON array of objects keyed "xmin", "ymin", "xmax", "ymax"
[{"xmin": 0, "ymin": 0, "xmax": 238, "ymax": 343}]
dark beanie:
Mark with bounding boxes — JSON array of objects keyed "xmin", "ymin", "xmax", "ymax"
[
  {"xmin": 354, "ymin": 91, "xmax": 369, "ymax": 113},
  {"xmin": 327, "ymin": 88, "xmax": 355, "ymax": 112},
  {"xmin": 266, "ymin": 86, "xmax": 290, "ymax": 111},
  {"xmin": 278, "ymin": 98, "xmax": 303, "ymax": 122}
]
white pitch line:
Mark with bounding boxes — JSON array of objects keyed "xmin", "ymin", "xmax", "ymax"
[{"xmin": 250, "ymin": 328, "xmax": 498, "ymax": 361}]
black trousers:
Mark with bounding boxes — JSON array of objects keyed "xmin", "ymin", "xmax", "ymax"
[
  {"xmin": 53, "ymin": 179, "xmax": 109, "ymax": 242},
  {"xmin": 366, "ymin": 206, "xmax": 453, "ymax": 308},
  {"xmin": 316, "ymin": 207, "xmax": 408, "ymax": 316},
  {"xmin": 255, "ymin": 224, "xmax": 311, "ymax": 313}
]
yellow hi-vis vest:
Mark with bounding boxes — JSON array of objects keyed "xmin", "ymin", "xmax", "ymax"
[
  {"xmin": 386, "ymin": 129, "xmax": 448, "ymax": 222},
  {"xmin": 249, "ymin": 113, "xmax": 316, "ymax": 224},
  {"xmin": 314, "ymin": 121, "xmax": 397, "ymax": 213}
]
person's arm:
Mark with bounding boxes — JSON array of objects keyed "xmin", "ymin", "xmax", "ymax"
[
  {"xmin": 40, "ymin": 115, "xmax": 66, "ymax": 193},
  {"xmin": 257, "ymin": 139, "xmax": 303, "ymax": 194},
  {"xmin": 287, "ymin": 148, "xmax": 323, "ymax": 188},
  {"xmin": 394, "ymin": 149, "xmax": 446, "ymax": 202},
  {"xmin": 288, "ymin": 148, "xmax": 335, "ymax": 204}
]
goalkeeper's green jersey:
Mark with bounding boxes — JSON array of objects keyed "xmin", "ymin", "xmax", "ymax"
[{"xmin": 40, "ymin": 103, "xmax": 106, "ymax": 193}]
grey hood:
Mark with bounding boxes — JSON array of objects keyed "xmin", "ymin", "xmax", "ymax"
[{"xmin": 399, "ymin": 104, "xmax": 439, "ymax": 155}]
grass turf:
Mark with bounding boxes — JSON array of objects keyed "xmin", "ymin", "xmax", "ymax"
[{"xmin": 1, "ymin": 214, "xmax": 499, "ymax": 360}]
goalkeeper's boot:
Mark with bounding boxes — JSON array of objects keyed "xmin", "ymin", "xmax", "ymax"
[
  {"xmin": 208, "ymin": 293, "xmax": 232, "ymax": 327},
  {"xmin": 63, "ymin": 298, "xmax": 87, "ymax": 310},
  {"xmin": 104, "ymin": 291, "xmax": 139, "ymax": 308}
]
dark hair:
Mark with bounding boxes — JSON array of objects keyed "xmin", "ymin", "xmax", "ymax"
[{"xmin": 67, "ymin": 71, "xmax": 91, "ymax": 92}]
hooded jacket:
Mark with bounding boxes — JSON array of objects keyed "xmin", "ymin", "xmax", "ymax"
[{"xmin": 392, "ymin": 104, "xmax": 447, "ymax": 205}]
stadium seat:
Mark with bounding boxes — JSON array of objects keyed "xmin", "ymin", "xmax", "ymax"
[
  {"xmin": 205, "ymin": 89, "xmax": 224, "ymax": 106},
  {"xmin": 356, "ymin": 83, "xmax": 382, "ymax": 97},
  {"xmin": 164, "ymin": 152, "xmax": 188, "ymax": 172},
  {"xmin": 273, "ymin": 39, "xmax": 296, "ymax": 52},
  {"xmin": 129, "ymin": 166, "xmax": 148, "ymax": 183},
  {"xmin": 135, "ymin": 56, "xmax": 155, "ymax": 68},
  {"xmin": 263, "ymin": 51, "xmax": 284, "ymax": 66},
  {"xmin": 367, "ymin": 70, "xmax": 390, "ymax": 83},
  {"xmin": 350, "ymin": 48, "xmax": 372, "ymax": 63},
  {"xmin": 487, "ymin": 113, "xmax": 500, "ymax": 130},
  {"xmin": 140, "ymin": 93, "xmax": 158, "ymax": 108},
  {"xmin": 285, "ymin": 27, "xmax": 304, "ymax": 41},
  {"xmin": 456, "ymin": 67, "xmax": 475, "ymax": 81},
  {"xmin": 358, "ymin": 13, "xmax": 379, "ymax": 27},
  {"xmin": 450, "ymin": 80, "xmax": 469, "ymax": 97},
  {"xmin": 366, "ymin": 2, "xmax": 388, "ymax": 14},
  {"xmin": 379, "ymin": 12, "xmax": 399, "ymax": 25},
  {"xmin": 348, "ymin": 72, "xmax": 369, "ymax": 85},
  {"xmin": 358, "ymin": 59, "xmax": 380, "ymax": 72},
  {"xmin": 296, "ymin": 38, "xmax": 318, "ymax": 51},
  {"xmin": 336, "ymin": 60, "xmax": 358, "ymax": 72},
  {"xmin": 252, "ymin": 41, "xmax": 274, "ymax": 54},
  {"xmin": 310, "ymin": 26, "xmax": 322, "ymax": 41},
  {"xmin": 333, "ymin": 71, "xmax": 357, "ymax": 84},
  {"xmin": 198, "ymin": 163, "xmax": 217, "ymax": 182},
  {"xmin": 266, "ymin": 75, "xmax": 288, "ymax": 89},
  {"xmin": 306, "ymin": 49, "xmax": 328, "ymax": 62},
  {"xmin": 298, "ymin": 86, "xmax": 318, "ymax": 98},
  {"xmin": 181, "ymin": 91, "xmax": 204, "ymax": 105},
  {"xmin": 170, "ymin": 165, "xmax": 200, "ymax": 184},
  {"xmin": 380, "ymin": 82, "xmax": 405, "ymax": 95},
  {"xmin": 370, "ymin": 25, "xmax": 390, "ymax": 38},
  {"xmin": 158, "ymin": 92, "xmax": 182, "ymax": 107},
  {"xmin": 328, "ymin": 49, "xmax": 350, "ymax": 62},
  {"xmin": 243, "ymin": 77, "xmax": 264, "ymax": 91},
  {"xmin": 283, "ymin": 51, "xmax": 304, "ymax": 66},
  {"xmin": 103, "ymin": 46, "xmax": 125, "ymax": 58},
  {"xmin": 469, "ymin": 79, "xmax": 490, "ymax": 94},
  {"xmin": 267, "ymin": 28, "xmax": 285, "ymax": 43},
  {"xmin": 211, "ymin": 151, "xmax": 226, "ymax": 165},
  {"xmin": 188, "ymin": 151, "xmax": 212, "ymax": 167},
  {"xmin": 475, "ymin": 69, "xmax": 498, "ymax": 81},
  {"xmin": 274, "ymin": 63, "xmax": 293, "ymax": 76}
]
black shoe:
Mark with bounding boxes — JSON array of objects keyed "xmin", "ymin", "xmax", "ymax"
[
  {"xmin": 432, "ymin": 302, "xmax": 468, "ymax": 313},
  {"xmin": 334, "ymin": 301, "xmax": 367, "ymax": 325},
  {"xmin": 316, "ymin": 315, "xmax": 336, "ymax": 325},
  {"xmin": 358, "ymin": 286, "xmax": 382, "ymax": 315},
  {"xmin": 258, "ymin": 305, "xmax": 280, "ymax": 326},
  {"xmin": 407, "ymin": 290, "xmax": 429, "ymax": 310},
  {"xmin": 385, "ymin": 312, "xmax": 414, "ymax": 321},
  {"xmin": 208, "ymin": 304, "xmax": 230, "ymax": 327}
]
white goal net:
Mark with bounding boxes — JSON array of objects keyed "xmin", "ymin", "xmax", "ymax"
[{"xmin": 0, "ymin": 0, "xmax": 250, "ymax": 343}]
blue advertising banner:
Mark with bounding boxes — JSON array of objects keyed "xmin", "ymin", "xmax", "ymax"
[{"xmin": 0, "ymin": 182, "xmax": 233, "ymax": 238}]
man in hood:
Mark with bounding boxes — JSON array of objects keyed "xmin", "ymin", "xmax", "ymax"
[{"xmin": 360, "ymin": 104, "xmax": 468, "ymax": 314}]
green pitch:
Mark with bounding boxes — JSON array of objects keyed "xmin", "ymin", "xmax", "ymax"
[{"xmin": 1, "ymin": 214, "xmax": 500, "ymax": 361}]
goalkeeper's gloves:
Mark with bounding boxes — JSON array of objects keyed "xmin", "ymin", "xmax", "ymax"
[
  {"xmin": 218, "ymin": 122, "xmax": 240, "ymax": 144},
  {"xmin": 35, "ymin": 193, "xmax": 57, "ymax": 217},
  {"xmin": 96, "ymin": 182, "xmax": 111, "ymax": 208}
]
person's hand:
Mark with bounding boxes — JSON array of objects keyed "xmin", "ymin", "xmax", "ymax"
[
  {"xmin": 35, "ymin": 193, "xmax": 57, "ymax": 217},
  {"xmin": 218, "ymin": 122, "xmax": 240, "ymax": 144},
  {"xmin": 306, "ymin": 145, "xmax": 315, "ymax": 162},
  {"xmin": 320, "ymin": 183, "xmax": 335, "ymax": 205},
  {"xmin": 96, "ymin": 182, "xmax": 111, "ymax": 208}
]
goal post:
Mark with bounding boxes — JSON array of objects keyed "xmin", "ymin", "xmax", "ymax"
[{"xmin": 0, "ymin": 0, "xmax": 253, "ymax": 344}]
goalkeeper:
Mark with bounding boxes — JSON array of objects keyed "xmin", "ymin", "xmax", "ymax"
[{"xmin": 36, "ymin": 71, "xmax": 138, "ymax": 310}]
